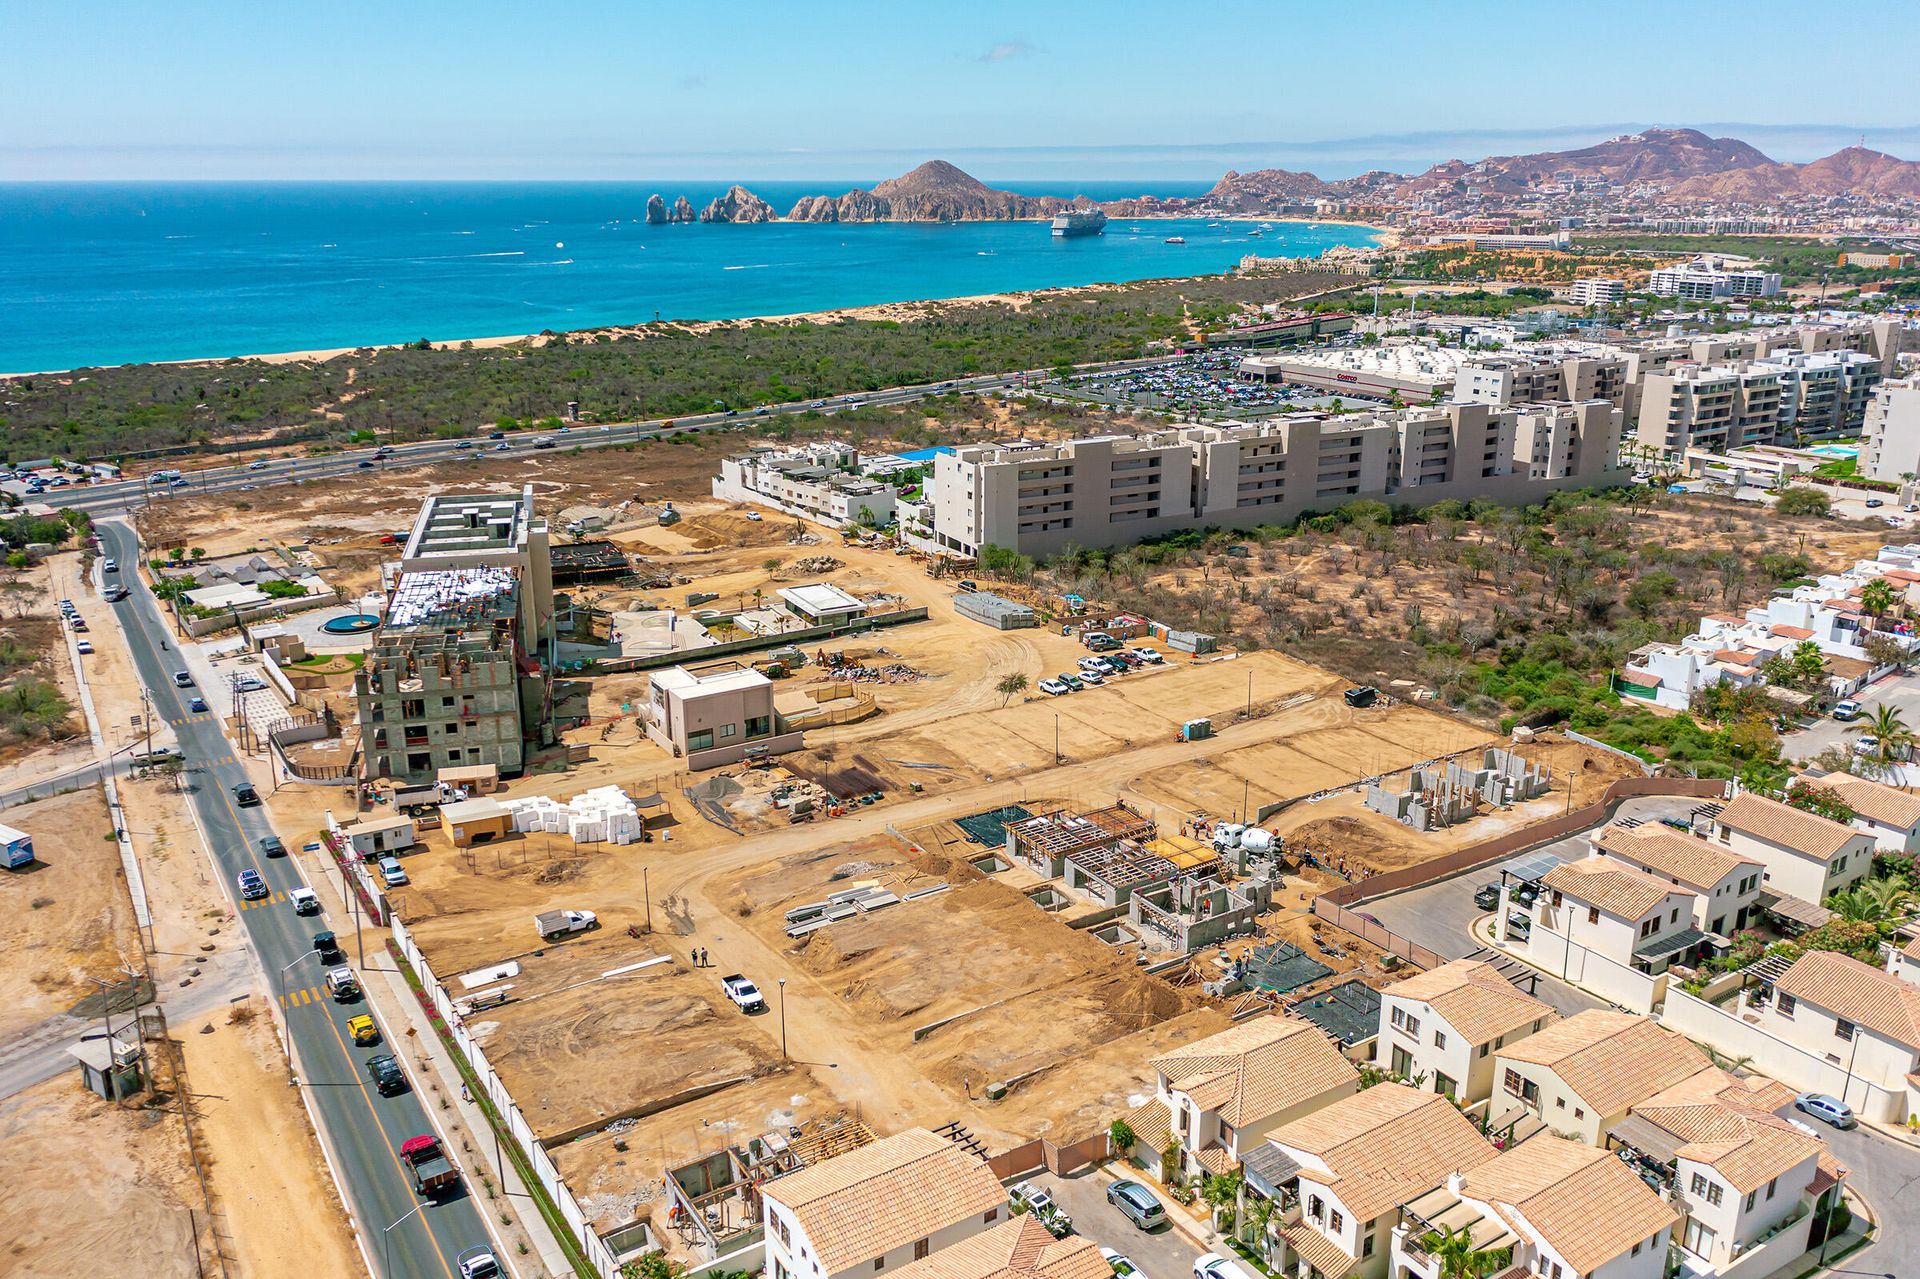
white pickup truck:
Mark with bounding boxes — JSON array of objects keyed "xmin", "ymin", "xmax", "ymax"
[
  {"xmin": 534, "ymin": 909, "xmax": 597, "ymax": 941},
  {"xmin": 721, "ymin": 974, "xmax": 767, "ymax": 1013}
]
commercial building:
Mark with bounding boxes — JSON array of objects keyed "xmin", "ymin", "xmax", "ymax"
[
  {"xmin": 1648, "ymin": 260, "xmax": 1782, "ymax": 300},
  {"xmin": 1567, "ymin": 277, "xmax": 1627, "ymax": 307},
  {"xmin": 645, "ymin": 661, "xmax": 804, "ymax": 770},
  {"xmin": 714, "ymin": 443, "xmax": 897, "ymax": 528},
  {"xmin": 1148, "ymin": 1014, "xmax": 1360, "ymax": 1179},
  {"xmin": 930, "ymin": 403, "xmax": 1625, "ymax": 559},
  {"xmin": 760, "ymin": 1128, "xmax": 1008, "ymax": 1279},
  {"xmin": 1237, "ymin": 343, "xmax": 1470, "ymax": 401},
  {"xmin": 1861, "ymin": 377, "xmax": 1920, "ymax": 482},
  {"xmin": 1376, "ymin": 959, "xmax": 1554, "ymax": 1105}
]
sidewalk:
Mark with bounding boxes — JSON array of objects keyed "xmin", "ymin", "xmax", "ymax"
[{"xmin": 302, "ymin": 843, "xmax": 574, "ymax": 1279}]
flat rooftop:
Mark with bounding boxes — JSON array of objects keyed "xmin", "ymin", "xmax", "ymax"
[
  {"xmin": 405, "ymin": 488, "xmax": 536, "ymax": 560},
  {"xmin": 650, "ymin": 661, "xmax": 771, "ymax": 696},
  {"xmin": 1242, "ymin": 343, "xmax": 1473, "ymax": 381},
  {"xmin": 779, "ymin": 583, "xmax": 866, "ymax": 616},
  {"xmin": 384, "ymin": 567, "xmax": 519, "ymax": 633}
]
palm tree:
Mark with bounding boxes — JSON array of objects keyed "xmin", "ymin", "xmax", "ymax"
[
  {"xmin": 1419, "ymin": 1224, "xmax": 1511, "ymax": 1279},
  {"xmin": 1861, "ymin": 578, "xmax": 1898, "ymax": 633},
  {"xmin": 1852, "ymin": 705, "xmax": 1915, "ymax": 780}
]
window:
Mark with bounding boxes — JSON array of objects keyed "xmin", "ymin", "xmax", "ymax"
[
  {"xmin": 1671, "ymin": 907, "xmax": 1680, "ymax": 923},
  {"xmin": 1684, "ymin": 1218, "xmax": 1716, "ymax": 1256},
  {"xmin": 1690, "ymin": 1173, "xmax": 1709, "ymax": 1197},
  {"xmin": 875, "ymin": 1260, "xmax": 885, "ymax": 1272},
  {"xmin": 1479, "ymin": 1042, "xmax": 1490, "ymax": 1058},
  {"xmin": 1328, "ymin": 1210, "xmax": 1344, "ymax": 1233},
  {"xmin": 1435, "ymin": 1073, "xmax": 1457, "ymax": 1099},
  {"xmin": 441, "ymin": 696, "xmax": 455, "ymax": 708},
  {"xmin": 1308, "ymin": 1196, "xmax": 1323, "ymax": 1222},
  {"xmin": 1574, "ymin": 1108, "xmax": 1584, "ymax": 1120},
  {"xmin": 985, "ymin": 1209, "xmax": 999, "ymax": 1224},
  {"xmin": 1705, "ymin": 1181, "xmax": 1724, "ymax": 1207},
  {"xmin": 1632, "ymin": 1241, "xmax": 1641, "ymax": 1257},
  {"xmin": 1504, "ymin": 1068, "xmax": 1524, "ymax": 1096},
  {"xmin": 1835, "ymin": 1017, "xmax": 1856, "ymax": 1041},
  {"xmin": 1361, "ymin": 1234, "xmax": 1374, "ymax": 1258},
  {"xmin": 1588, "ymin": 906, "xmax": 1600, "ymax": 925},
  {"xmin": 777, "ymin": 1219, "xmax": 790, "ymax": 1246},
  {"xmin": 1767, "ymin": 1178, "xmax": 1778, "ymax": 1200},
  {"xmin": 1556, "ymin": 1097, "xmax": 1566, "ymax": 1110},
  {"xmin": 1719, "ymin": 826, "xmax": 1731, "ymax": 844},
  {"xmin": 1433, "ymin": 1030, "xmax": 1447, "ymax": 1050},
  {"xmin": 720, "ymin": 723, "xmax": 736, "ymax": 738},
  {"xmin": 777, "ymin": 1262, "xmax": 789, "ymax": 1279},
  {"xmin": 914, "ymin": 1240, "xmax": 930, "ymax": 1261},
  {"xmin": 1641, "ymin": 918, "xmax": 1658, "ymax": 938},
  {"xmin": 1746, "ymin": 1191, "xmax": 1757, "ymax": 1211},
  {"xmin": 746, "ymin": 714, "xmax": 772, "ymax": 738},
  {"xmin": 1835, "ymin": 856, "xmax": 1847, "ymax": 874},
  {"xmin": 1778, "ymin": 993, "xmax": 1797, "ymax": 1018},
  {"xmin": 688, "ymin": 729, "xmax": 714, "ymax": 751}
]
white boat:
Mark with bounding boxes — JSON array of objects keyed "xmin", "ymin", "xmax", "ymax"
[
  {"xmin": 1050, "ymin": 209, "xmax": 1107, "ymax": 238},
  {"xmin": 1164, "ymin": 236, "xmax": 1186, "ymax": 245}
]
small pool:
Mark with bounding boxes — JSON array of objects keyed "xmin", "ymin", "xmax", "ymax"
[
  {"xmin": 1806, "ymin": 444, "xmax": 1860, "ymax": 459},
  {"xmin": 895, "ymin": 446, "xmax": 955, "ymax": 463},
  {"xmin": 321, "ymin": 613, "xmax": 381, "ymax": 635}
]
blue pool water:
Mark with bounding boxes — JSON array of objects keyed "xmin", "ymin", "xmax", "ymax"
[
  {"xmin": 895, "ymin": 447, "xmax": 956, "ymax": 462},
  {"xmin": 0, "ymin": 182, "xmax": 1380, "ymax": 372},
  {"xmin": 1805, "ymin": 444, "xmax": 1860, "ymax": 458}
]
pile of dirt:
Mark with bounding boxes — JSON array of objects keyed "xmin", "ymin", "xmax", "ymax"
[
  {"xmin": 682, "ymin": 512, "xmax": 791, "ymax": 550},
  {"xmin": 790, "ymin": 555, "xmax": 844, "ymax": 574},
  {"xmin": 1284, "ymin": 814, "xmax": 1397, "ymax": 865}
]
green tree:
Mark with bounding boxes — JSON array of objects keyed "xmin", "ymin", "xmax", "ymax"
[
  {"xmin": 1160, "ymin": 1140, "xmax": 1181, "ymax": 1185},
  {"xmin": 996, "ymin": 673, "xmax": 1030, "ymax": 707},
  {"xmin": 1785, "ymin": 781, "xmax": 1854, "ymax": 824},
  {"xmin": 1861, "ymin": 577, "xmax": 1898, "ymax": 632},
  {"xmin": 1791, "ymin": 640, "xmax": 1828, "ymax": 688},
  {"xmin": 1852, "ymin": 704, "xmax": 1915, "ymax": 779},
  {"xmin": 1419, "ymin": 1224, "xmax": 1512, "ymax": 1278},
  {"xmin": 1775, "ymin": 487, "xmax": 1831, "ymax": 517},
  {"xmin": 1108, "ymin": 1119, "xmax": 1137, "ymax": 1159},
  {"xmin": 1625, "ymin": 570, "xmax": 1679, "ymax": 619}
]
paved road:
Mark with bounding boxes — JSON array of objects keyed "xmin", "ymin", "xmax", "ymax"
[
  {"xmin": 29, "ymin": 366, "xmax": 1114, "ymax": 516},
  {"xmin": 1021, "ymin": 1168, "xmax": 1205, "ymax": 1279},
  {"xmin": 1357, "ymin": 797, "xmax": 1706, "ymax": 1017},
  {"xmin": 97, "ymin": 521, "xmax": 494, "ymax": 1279},
  {"xmin": 1783, "ymin": 669, "xmax": 1920, "ymax": 767},
  {"xmin": 1773, "ymin": 1103, "xmax": 1914, "ymax": 1279}
]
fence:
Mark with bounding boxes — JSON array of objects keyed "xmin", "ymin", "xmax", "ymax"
[
  {"xmin": 320, "ymin": 830, "xmax": 387, "ymax": 926},
  {"xmin": 595, "ymin": 606, "xmax": 931, "ymax": 673},
  {"xmin": 1310, "ymin": 902, "xmax": 1445, "ymax": 970},
  {"xmin": 1521, "ymin": 926, "xmax": 1664, "ymax": 1013},
  {"xmin": 985, "ymin": 1131, "xmax": 1112, "ymax": 1181},
  {"xmin": 391, "ymin": 914, "xmax": 621, "ymax": 1278}
]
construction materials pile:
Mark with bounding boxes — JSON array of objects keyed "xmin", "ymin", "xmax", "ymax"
[
  {"xmin": 503, "ymin": 785, "xmax": 647, "ymax": 845},
  {"xmin": 824, "ymin": 662, "xmax": 927, "ymax": 684},
  {"xmin": 789, "ymin": 555, "xmax": 843, "ymax": 574}
]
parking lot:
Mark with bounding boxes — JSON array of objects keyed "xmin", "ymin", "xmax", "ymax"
[
  {"xmin": 1016, "ymin": 1168, "xmax": 1206, "ymax": 1279},
  {"xmin": 1356, "ymin": 796, "xmax": 1705, "ymax": 1016},
  {"xmin": 1055, "ymin": 353, "xmax": 1336, "ymax": 419}
]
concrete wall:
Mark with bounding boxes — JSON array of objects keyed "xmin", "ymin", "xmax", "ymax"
[
  {"xmin": 1518, "ymin": 924, "xmax": 1665, "ymax": 1013},
  {"xmin": 1660, "ymin": 988, "xmax": 1908, "ymax": 1121}
]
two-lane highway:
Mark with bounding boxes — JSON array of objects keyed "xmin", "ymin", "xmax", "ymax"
[{"xmin": 97, "ymin": 520, "xmax": 494, "ymax": 1279}]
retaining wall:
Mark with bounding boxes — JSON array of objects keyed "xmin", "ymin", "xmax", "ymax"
[{"xmin": 596, "ymin": 607, "xmax": 930, "ymax": 673}]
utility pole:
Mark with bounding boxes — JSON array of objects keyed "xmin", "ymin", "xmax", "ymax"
[
  {"xmin": 778, "ymin": 978, "xmax": 788, "ymax": 1061},
  {"xmin": 1245, "ymin": 670, "xmax": 1253, "ymax": 721},
  {"xmin": 643, "ymin": 865, "xmax": 653, "ymax": 934}
]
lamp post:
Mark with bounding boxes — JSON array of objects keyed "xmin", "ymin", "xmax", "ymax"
[
  {"xmin": 277, "ymin": 948, "xmax": 321, "ymax": 1057},
  {"xmin": 382, "ymin": 1202, "xmax": 426, "ymax": 1279},
  {"xmin": 778, "ymin": 978, "xmax": 788, "ymax": 1061}
]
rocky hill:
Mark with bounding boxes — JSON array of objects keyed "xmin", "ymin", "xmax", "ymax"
[
  {"xmin": 787, "ymin": 160, "xmax": 1071, "ymax": 222},
  {"xmin": 1664, "ymin": 145, "xmax": 1920, "ymax": 202},
  {"xmin": 1390, "ymin": 128, "xmax": 1773, "ymax": 197},
  {"xmin": 1190, "ymin": 167, "xmax": 1335, "ymax": 212},
  {"xmin": 700, "ymin": 185, "xmax": 777, "ymax": 223}
]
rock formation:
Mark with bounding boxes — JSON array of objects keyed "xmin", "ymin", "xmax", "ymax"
[
  {"xmin": 1664, "ymin": 145, "xmax": 1920, "ymax": 203},
  {"xmin": 671, "ymin": 196, "xmax": 696, "ymax": 224},
  {"xmin": 645, "ymin": 194, "xmax": 668, "ymax": 225},
  {"xmin": 699, "ymin": 185, "xmax": 778, "ymax": 223},
  {"xmin": 786, "ymin": 161, "xmax": 1072, "ymax": 222}
]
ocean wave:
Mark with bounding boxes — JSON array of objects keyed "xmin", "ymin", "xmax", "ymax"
[{"xmin": 723, "ymin": 264, "xmax": 771, "ymax": 271}]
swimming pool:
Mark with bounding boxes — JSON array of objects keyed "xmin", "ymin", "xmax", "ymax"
[
  {"xmin": 1806, "ymin": 444, "xmax": 1860, "ymax": 459},
  {"xmin": 895, "ymin": 446, "xmax": 955, "ymax": 463}
]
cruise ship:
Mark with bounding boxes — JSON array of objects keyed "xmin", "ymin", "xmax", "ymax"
[{"xmin": 1050, "ymin": 209, "xmax": 1107, "ymax": 238}]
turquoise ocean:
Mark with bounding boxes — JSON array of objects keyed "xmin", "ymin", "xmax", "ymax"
[{"xmin": 0, "ymin": 182, "xmax": 1380, "ymax": 372}]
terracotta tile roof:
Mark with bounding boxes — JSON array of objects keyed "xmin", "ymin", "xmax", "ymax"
[
  {"xmin": 1771, "ymin": 624, "xmax": 1816, "ymax": 640},
  {"xmin": 1902, "ymin": 935, "xmax": 1920, "ymax": 962},
  {"xmin": 1466, "ymin": 1138, "xmax": 1677, "ymax": 1275},
  {"xmin": 1121, "ymin": 1102, "xmax": 1171, "ymax": 1160},
  {"xmin": 1383, "ymin": 960, "xmax": 1553, "ymax": 1045},
  {"xmin": 1809, "ymin": 1152, "xmax": 1850, "ymax": 1198},
  {"xmin": 890, "ymin": 1216, "xmax": 1109, "ymax": 1279},
  {"xmin": 1801, "ymin": 773, "xmax": 1920, "ymax": 831},
  {"xmin": 1268, "ymin": 1083, "xmax": 1496, "ymax": 1222},
  {"xmin": 1192, "ymin": 1145, "xmax": 1235, "ymax": 1176},
  {"xmin": 765, "ymin": 1128, "xmax": 1008, "ymax": 1274},
  {"xmin": 1717, "ymin": 792, "xmax": 1861, "ymax": 861},
  {"xmin": 1774, "ymin": 950, "xmax": 1920, "ymax": 1048},
  {"xmin": 1633, "ymin": 1101, "xmax": 1824, "ymax": 1193},
  {"xmin": 1149, "ymin": 1015, "xmax": 1358, "ymax": 1127},
  {"xmin": 1280, "ymin": 1225, "xmax": 1358, "ymax": 1279},
  {"xmin": 1592, "ymin": 824, "xmax": 1761, "ymax": 892},
  {"xmin": 1542, "ymin": 855, "xmax": 1682, "ymax": 920},
  {"xmin": 1711, "ymin": 648, "xmax": 1761, "ymax": 666},
  {"xmin": 1497, "ymin": 1011, "xmax": 1709, "ymax": 1117},
  {"xmin": 1634, "ymin": 1065, "xmax": 1791, "ymax": 1114}
]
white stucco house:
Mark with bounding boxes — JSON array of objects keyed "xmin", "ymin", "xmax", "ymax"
[
  {"xmin": 1711, "ymin": 792, "xmax": 1873, "ymax": 907},
  {"xmin": 1376, "ymin": 959, "xmax": 1554, "ymax": 1105},
  {"xmin": 1493, "ymin": 1010, "xmax": 1712, "ymax": 1145}
]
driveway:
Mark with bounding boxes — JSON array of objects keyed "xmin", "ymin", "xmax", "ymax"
[
  {"xmin": 1021, "ymin": 1169, "xmax": 1207, "ymax": 1279},
  {"xmin": 1357, "ymin": 796, "xmax": 1706, "ymax": 1017}
]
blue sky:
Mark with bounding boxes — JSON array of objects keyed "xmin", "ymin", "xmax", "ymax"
[{"xmin": 7, "ymin": 0, "xmax": 1919, "ymax": 181}]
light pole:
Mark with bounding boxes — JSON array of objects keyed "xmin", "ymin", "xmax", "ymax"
[
  {"xmin": 778, "ymin": 978, "xmax": 788, "ymax": 1061},
  {"xmin": 382, "ymin": 1202, "xmax": 426, "ymax": 1279},
  {"xmin": 277, "ymin": 949, "xmax": 321, "ymax": 1057}
]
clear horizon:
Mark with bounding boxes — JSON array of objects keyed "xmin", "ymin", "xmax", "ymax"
[{"xmin": 7, "ymin": 0, "xmax": 1920, "ymax": 181}]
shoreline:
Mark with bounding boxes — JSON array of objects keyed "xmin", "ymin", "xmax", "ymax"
[{"xmin": 2, "ymin": 217, "xmax": 1384, "ymax": 378}]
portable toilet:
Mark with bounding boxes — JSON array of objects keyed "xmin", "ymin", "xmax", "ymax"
[
  {"xmin": 0, "ymin": 823, "xmax": 34, "ymax": 868},
  {"xmin": 1180, "ymin": 718, "xmax": 1213, "ymax": 742}
]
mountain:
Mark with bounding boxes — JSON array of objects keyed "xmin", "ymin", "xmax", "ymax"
[
  {"xmin": 1664, "ymin": 145, "xmax": 1920, "ymax": 202},
  {"xmin": 787, "ymin": 160, "xmax": 1071, "ymax": 222},
  {"xmin": 1191, "ymin": 167, "xmax": 1334, "ymax": 212},
  {"xmin": 1390, "ymin": 128, "xmax": 1774, "ymax": 197}
]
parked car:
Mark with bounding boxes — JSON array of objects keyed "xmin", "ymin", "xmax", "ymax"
[
  {"xmin": 1794, "ymin": 1093, "xmax": 1856, "ymax": 1128},
  {"xmin": 1473, "ymin": 884, "xmax": 1503, "ymax": 911},
  {"xmin": 377, "ymin": 856, "xmax": 409, "ymax": 887},
  {"xmin": 1832, "ymin": 699, "xmax": 1863, "ymax": 721},
  {"xmin": 1039, "ymin": 678, "xmax": 1071, "ymax": 696},
  {"xmin": 366, "ymin": 1053, "xmax": 407, "ymax": 1095},
  {"xmin": 1058, "ymin": 673, "xmax": 1084, "ymax": 691},
  {"xmin": 1128, "ymin": 647, "xmax": 1163, "ymax": 664},
  {"xmin": 236, "ymin": 869, "xmax": 268, "ymax": 901},
  {"xmin": 1105, "ymin": 1180, "xmax": 1165, "ymax": 1230},
  {"xmin": 1078, "ymin": 670, "xmax": 1105, "ymax": 686},
  {"xmin": 1512, "ymin": 883, "xmax": 1539, "ymax": 907},
  {"xmin": 1101, "ymin": 1250, "xmax": 1147, "ymax": 1279},
  {"xmin": 1194, "ymin": 1254, "xmax": 1253, "ymax": 1279},
  {"xmin": 721, "ymin": 973, "xmax": 768, "ymax": 1013},
  {"xmin": 259, "ymin": 835, "xmax": 287, "ymax": 858},
  {"xmin": 1010, "ymin": 1183, "xmax": 1072, "ymax": 1237},
  {"xmin": 1505, "ymin": 910, "xmax": 1533, "ymax": 938},
  {"xmin": 76, "ymin": 640, "xmax": 93, "ymax": 655},
  {"xmin": 1077, "ymin": 657, "xmax": 1110, "ymax": 673},
  {"xmin": 232, "ymin": 676, "xmax": 268, "ymax": 692},
  {"xmin": 1866, "ymin": 498, "xmax": 1885, "ymax": 509}
]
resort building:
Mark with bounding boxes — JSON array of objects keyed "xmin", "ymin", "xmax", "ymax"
[
  {"xmin": 645, "ymin": 661, "xmax": 804, "ymax": 770},
  {"xmin": 1452, "ymin": 348, "xmax": 1629, "ymax": 408},
  {"xmin": 1648, "ymin": 260, "xmax": 1782, "ymax": 300},
  {"xmin": 1492, "ymin": 1010, "xmax": 1711, "ymax": 1145},
  {"xmin": 760, "ymin": 1128, "xmax": 1008, "ymax": 1279},
  {"xmin": 1375, "ymin": 959, "xmax": 1554, "ymax": 1105},
  {"xmin": 1147, "ymin": 1015, "xmax": 1360, "ymax": 1179},
  {"xmin": 714, "ymin": 443, "xmax": 898, "ymax": 527},
  {"xmin": 1862, "ymin": 376, "xmax": 1920, "ymax": 483},
  {"xmin": 1710, "ymin": 793, "xmax": 1873, "ymax": 907},
  {"xmin": 1567, "ymin": 277, "xmax": 1627, "ymax": 307},
  {"xmin": 1590, "ymin": 823, "xmax": 1765, "ymax": 937}
]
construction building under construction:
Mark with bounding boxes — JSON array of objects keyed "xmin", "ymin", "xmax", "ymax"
[
  {"xmin": 356, "ymin": 489, "xmax": 558, "ymax": 785},
  {"xmin": 1363, "ymin": 747, "xmax": 1551, "ymax": 832},
  {"xmin": 661, "ymin": 1113, "xmax": 875, "ymax": 1266}
]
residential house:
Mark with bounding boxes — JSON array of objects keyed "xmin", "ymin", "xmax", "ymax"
[
  {"xmin": 1892, "ymin": 933, "xmax": 1920, "ymax": 987},
  {"xmin": 1591, "ymin": 823, "xmax": 1765, "ymax": 936},
  {"xmin": 1493, "ymin": 1010, "xmax": 1711, "ymax": 1144},
  {"xmin": 645, "ymin": 661, "xmax": 805, "ymax": 770},
  {"xmin": 1261, "ymin": 1083, "xmax": 1498, "ymax": 1279},
  {"xmin": 1712, "ymin": 792, "xmax": 1874, "ymax": 907},
  {"xmin": 1393, "ymin": 1137, "xmax": 1676, "ymax": 1279},
  {"xmin": 1513, "ymin": 856, "xmax": 1704, "ymax": 1009},
  {"xmin": 1376, "ymin": 959, "xmax": 1555, "ymax": 1105},
  {"xmin": 887, "ymin": 1217, "xmax": 1107, "ymax": 1279},
  {"xmin": 1614, "ymin": 1071, "xmax": 1839, "ymax": 1277},
  {"xmin": 761, "ymin": 1129, "xmax": 1009, "ymax": 1279},
  {"xmin": 1148, "ymin": 1015, "xmax": 1360, "ymax": 1178},
  {"xmin": 1797, "ymin": 772, "xmax": 1920, "ymax": 855},
  {"xmin": 1745, "ymin": 950, "xmax": 1920, "ymax": 1121}
]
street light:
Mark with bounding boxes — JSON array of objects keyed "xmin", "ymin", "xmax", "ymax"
[
  {"xmin": 382, "ymin": 1202, "xmax": 426, "ymax": 1279},
  {"xmin": 778, "ymin": 978, "xmax": 788, "ymax": 1061},
  {"xmin": 277, "ymin": 948, "xmax": 322, "ymax": 1057}
]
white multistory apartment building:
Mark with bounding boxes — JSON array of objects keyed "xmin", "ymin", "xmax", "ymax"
[
  {"xmin": 1633, "ymin": 363, "xmax": 1784, "ymax": 454},
  {"xmin": 1568, "ymin": 277, "xmax": 1628, "ymax": 307},
  {"xmin": 1453, "ymin": 348, "xmax": 1630, "ymax": 408},
  {"xmin": 1376, "ymin": 959, "xmax": 1554, "ymax": 1105},
  {"xmin": 1649, "ymin": 260, "xmax": 1782, "ymax": 299},
  {"xmin": 1769, "ymin": 349, "xmax": 1884, "ymax": 440},
  {"xmin": 713, "ymin": 443, "xmax": 897, "ymax": 527},
  {"xmin": 1862, "ymin": 377, "xmax": 1920, "ymax": 482}
]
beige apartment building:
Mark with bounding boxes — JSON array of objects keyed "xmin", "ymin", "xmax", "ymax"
[
  {"xmin": 1453, "ymin": 350, "xmax": 1629, "ymax": 408},
  {"xmin": 645, "ymin": 661, "xmax": 804, "ymax": 770}
]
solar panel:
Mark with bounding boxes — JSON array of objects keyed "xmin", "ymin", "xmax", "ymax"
[{"xmin": 1500, "ymin": 849, "xmax": 1569, "ymax": 884}]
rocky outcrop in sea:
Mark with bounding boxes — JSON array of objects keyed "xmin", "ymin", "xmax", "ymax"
[
  {"xmin": 786, "ymin": 160, "xmax": 1071, "ymax": 223},
  {"xmin": 671, "ymin": 196, "xmax": 696, "ymax": 223},
  {"xmin": 699, "ymin": 186, "xmax": 777, "ymax": 223},
  {"xmin": 645, "ymin": 194, "xmax": 669, "ymax": 225}
]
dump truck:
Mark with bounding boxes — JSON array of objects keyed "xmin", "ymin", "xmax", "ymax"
[
  {"xmin": 401, "ymin": 1134, "xmax": 459, "ymax": 1195},
  {"xmin": 721, "ymin": 974, "xmax": 768, "ymax": 1013},
  {"xmin": 535, "ymin": 909, "xmax": 597, "ymax": 941}
]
